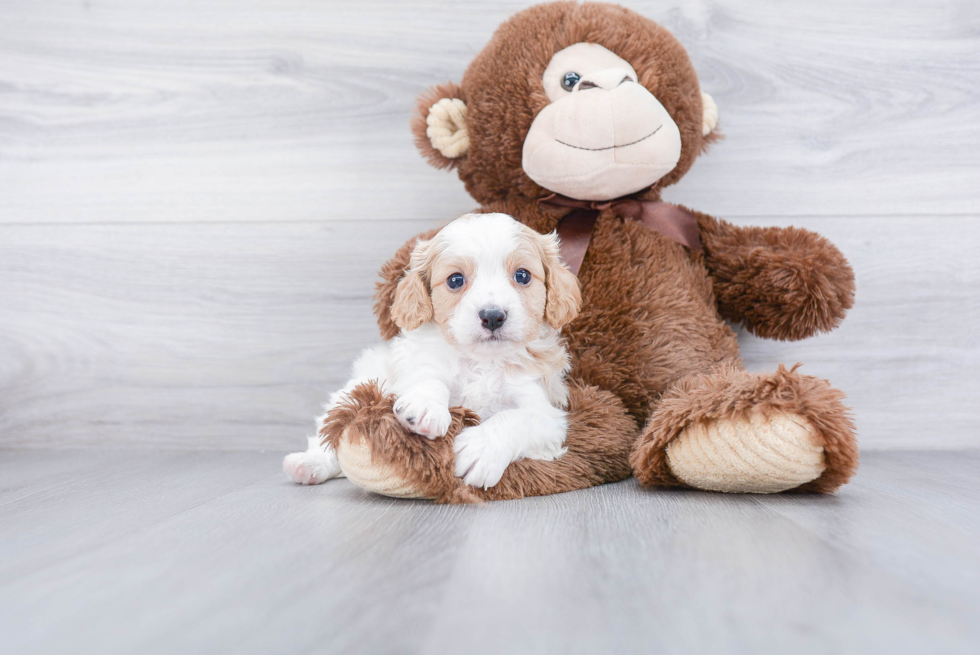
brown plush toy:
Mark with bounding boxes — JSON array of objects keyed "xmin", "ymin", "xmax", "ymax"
[{"xmin": 322, "ymin": 1, "xmax": 859, "ymax": 502}]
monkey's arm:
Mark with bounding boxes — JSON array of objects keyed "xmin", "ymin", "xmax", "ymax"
[{"xmin": 692, "ymin": 209, "xmax": 855, "ymax": 341}]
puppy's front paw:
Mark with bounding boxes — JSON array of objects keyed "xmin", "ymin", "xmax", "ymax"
[
  {"xmin": 393, "ymin": 390, "xmax": 451, "ymax": 439},
  {"xmin": 454, "ymin": 424, "xmax": 512, "ymax": 489}
]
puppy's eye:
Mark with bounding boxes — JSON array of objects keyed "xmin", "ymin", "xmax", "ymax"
[
  {"xmin": 447, "ymin": 273, "xmax": 465, "ymax": 290},
  {"xmin": 561, "ymin": 72, "xmax": 581, "ymax": 91},
  {"xmin": 514, "ymin": 268, "xmax": 531, "ymax": 285}
]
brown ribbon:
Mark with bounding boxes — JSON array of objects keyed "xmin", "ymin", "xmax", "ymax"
[{"xmin": 539, "ymin": 192, "xmax": 703, "ymax": 276}]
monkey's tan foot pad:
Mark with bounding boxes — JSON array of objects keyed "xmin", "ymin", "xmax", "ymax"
[
  {"xmin": 336, "ymin": 435, "xmax": 431, "ymax": 499},
  {"xmin": 631, "ymin": 364, "xmax": 859, "ymax": 493},
  {"xmin": 666, "ymin": 411, "xmax": 825, "ymax": 493}
]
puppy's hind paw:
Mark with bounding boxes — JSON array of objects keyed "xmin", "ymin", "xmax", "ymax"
[{"xmin": 283, "ymin": 451, "xmax": 341, "ymax": 485}]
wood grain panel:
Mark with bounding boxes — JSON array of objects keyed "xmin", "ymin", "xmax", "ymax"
[
  {"xmin": 0, "ymin": 219, "xmax": 432, "ymax": 449},
  {"xmin": 0, "ymin": 0, "xmax": 977, "ymax": 224},
  {"xmin": 737, "ymin": 215, "xmax": 980, "ymax": 449},
  {"xmin": 1, "ymin": 216, "xmax": 977, "ymax": 450}
]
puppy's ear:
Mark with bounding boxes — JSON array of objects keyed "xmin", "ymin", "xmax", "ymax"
[
  {"xmin": 374, "ymin": 228, "xmax": 440, "ymax": 340},
  {"xmin": 390, "ymin": 239, "xmax": 435, "ymax": 331},
  {"xmin": 535, "ymin": 230, "xmax": 582, "ymax": 330},
  {"xmin": 412, "ymin": 82, "xmax": 468, "ymax": 170}
]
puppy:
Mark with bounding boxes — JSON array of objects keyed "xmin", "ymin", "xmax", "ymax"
[{"xmin": 283, "ymin": 212, "xmax": 581, "ymax": 489}]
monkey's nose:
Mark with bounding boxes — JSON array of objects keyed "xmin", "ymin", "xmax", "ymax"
[
  {"xmin": 575, "ymin": 67, "xmax": 635, "ymax": 92},
  {"xmin": 479, "ymin": 307, "xmax": 507, "ymax": 332}
]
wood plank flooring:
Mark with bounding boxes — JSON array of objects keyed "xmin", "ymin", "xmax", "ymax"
[{"xmin": 0, "ymin": 449, "xmax": 977, "ymax": 654}]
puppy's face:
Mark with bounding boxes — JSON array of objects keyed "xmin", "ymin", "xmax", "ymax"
[{"xmin": 390, "ymin": 213, "xmax": 581, "ymax": 350}]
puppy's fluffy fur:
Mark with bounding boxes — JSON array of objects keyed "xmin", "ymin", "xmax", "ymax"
[{"xmin": 283, "ymin": 212, "xmax": 582, "ymax": 489}]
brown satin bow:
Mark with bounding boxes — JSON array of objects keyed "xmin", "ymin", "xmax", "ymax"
[{"xmin": 538, "ymin": 192, "xmax": 703, "ymax": 275}]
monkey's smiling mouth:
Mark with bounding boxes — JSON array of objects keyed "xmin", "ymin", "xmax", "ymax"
[{"xmin": 555, "ymin": 125, "xmax": 662, "ymax": 152}]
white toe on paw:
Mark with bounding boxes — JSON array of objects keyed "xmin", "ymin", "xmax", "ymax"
[
  {"xmin": 393, "ymin": 391, "xmax": 451, "ymax": 439},
  {"xmin": 283, "ymin": 451, "xmax": 339, "ymax": 485},
  {"xmin": 453, "ymin": 424, "xmax": 511, "ymax": 489}
]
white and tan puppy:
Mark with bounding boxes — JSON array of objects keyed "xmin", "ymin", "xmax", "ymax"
[{"xmin": 283, "ymin": 212, "xmax": 581, "ymax": 489}]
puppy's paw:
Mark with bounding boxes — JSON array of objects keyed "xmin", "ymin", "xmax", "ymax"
[
  {"xmin": 454, "ymin": 424, "xmax": 512, "ymax": 489},
  {"xmin": 393, "ymin": 390, "xmax": 451, "ymax": 439},
  {"xmin": 283, "ymin": 450, "xmax": 341, "ymax": 485}
]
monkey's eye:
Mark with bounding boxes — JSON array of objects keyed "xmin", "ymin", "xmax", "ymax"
[
  {"xmin": 561, "ymin": 72, "xmax": 581, "ymax": 91},
  {"xmin": 514, "ymin": 268, "xmax": 531, "ymax": 285},
  {"xmin": 447, "ymin": 273, "xmax": 465, "ymax": 290}
]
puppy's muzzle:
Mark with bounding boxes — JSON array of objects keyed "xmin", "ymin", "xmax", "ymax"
[{"xmin": 479, "ymin": 307, "xmax": 507, "ymax": 333}]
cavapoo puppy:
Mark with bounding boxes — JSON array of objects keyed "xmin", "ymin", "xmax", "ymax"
[{"xmin": 283, "ymin": 212, "xmax": 581, "ymax": 489}]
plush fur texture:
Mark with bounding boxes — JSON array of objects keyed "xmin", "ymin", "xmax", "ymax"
[
  {"xmin": 321, "ymin": 379, "xmax": 636, "ymax": 504},
  {"xmin": 452, "ymin": 2, "xmax": 711, "ymax": 203},
  {"xmin": 630, "ymin": 364, "xmax": 858, "ymax": 493},
  {"xmin": 322, "ymin": 1, "xmax": 859, "ymax": 498},
  {"xmin": 412, "ymin": 82, "xmax": 468, "ymax": 171},
  {"xmin": 696, "ymin": 213, "xmax": 856, "ymax": 341}
]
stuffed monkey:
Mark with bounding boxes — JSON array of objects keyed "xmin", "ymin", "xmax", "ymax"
[{"xmin": 322, "ymin": 1, "xmax": 858, "ymax": 502}]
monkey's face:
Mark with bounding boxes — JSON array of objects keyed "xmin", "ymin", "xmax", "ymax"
[
  {"xmin": 522, "ymin": 43, "xmax": 684, "ymax": 201},
  {"xmin": 412, "ymin": 3, "xmax": 718, "ymax": 206}
]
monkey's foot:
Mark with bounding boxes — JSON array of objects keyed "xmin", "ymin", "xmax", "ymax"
[
  {"xmin": 666, "ymin": 410, "xmax": 824, "ymax": 493},
  {"xmin": 630, "ymin": 364, "xmax": 858, "ymax": 494}
]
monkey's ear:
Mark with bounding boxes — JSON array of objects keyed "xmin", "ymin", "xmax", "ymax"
[
  {"xmin": 701, "ymin": 91, "xmax": 719, "ymax": 137},
  {"xmin": 412, "ymin": 82, "xmax": 469, "ymax": 169}
]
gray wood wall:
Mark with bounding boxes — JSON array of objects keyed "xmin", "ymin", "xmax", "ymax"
[{"xmin": 1, "ymin": 0, "xmax": 978, "ymax": 451}]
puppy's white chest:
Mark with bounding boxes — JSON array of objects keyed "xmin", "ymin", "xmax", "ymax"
[{"xmin": 452, "ymin": 362, "xmax": 520, "ymax": 420}]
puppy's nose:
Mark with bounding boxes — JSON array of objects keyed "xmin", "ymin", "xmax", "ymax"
[{"xmin": 479, "ymin": 307, "xmax": 507, "ymax": 332}]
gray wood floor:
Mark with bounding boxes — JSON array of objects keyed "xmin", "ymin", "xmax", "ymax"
[{"xmin": 1, "ymin": 449, "xmax": 978, "ymax": 655}]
